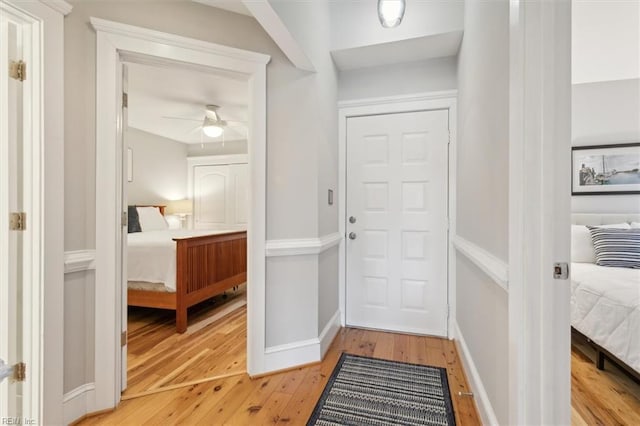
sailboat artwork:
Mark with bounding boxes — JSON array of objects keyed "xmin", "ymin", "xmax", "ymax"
[{"xmin": 572, "ymin": 143, "xmax": 640, "ymax": 195}]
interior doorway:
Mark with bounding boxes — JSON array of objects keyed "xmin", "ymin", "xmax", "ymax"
[{"xmin": 92, "ymin": 18, "xmax": 270, "ymax": 411}]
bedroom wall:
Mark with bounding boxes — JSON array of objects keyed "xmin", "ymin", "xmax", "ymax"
[
  {"xmin": 63, "ymin": 0, "xmax": 337, "ymax": 403},
  {"xmin": 572, "ymin": 79, "xmax": 640, "ymax": 214},
  {"xmin": 127, "ymin": 128, "xmax": 188, "ymax": 205},
  {"xmin": 187, "ymin": 140, "xmax": 248, "ymax": 157},
  {"xmin": 337, "ymin": 56, "xmax": 458, "ymax": 101},
  {"xmin": 455, "ymin": 0, "xmax": 510, "ymax": 423}
]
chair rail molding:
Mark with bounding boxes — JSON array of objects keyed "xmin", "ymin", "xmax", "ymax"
[
  {"xmin": 64, "ymin": 250, "xmax": 96, "ymax": 274},
  {"xmin": 452, "ymin": 235, "xmax": 509, "ymax": 292},
  {"xmin": 265, "ymin": 232, "xmax": 343, "ymax": 257}
]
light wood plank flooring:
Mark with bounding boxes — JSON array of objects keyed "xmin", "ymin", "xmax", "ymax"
[
  {"xmin": 81, "ymin": 326, "xmax": 481, "ymax": 425},
  {"xmin": 124, "ymin": 287, "xmax": 247, "ymax": 396},
  {"xmin": 571, "ymin": 338, "xmax": 640, "ymax": 426}
]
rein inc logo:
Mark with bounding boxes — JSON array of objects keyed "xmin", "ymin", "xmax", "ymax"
[{"xmin": 1, "ymin": 418, "xmax": 36, "ymax": 425}]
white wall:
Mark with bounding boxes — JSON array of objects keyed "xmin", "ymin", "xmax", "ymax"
[
  {"xmin": 187, "ymin": 140, "xmax": 248, "ymax": 157},
  {"xmin": 329, "ymin": 0, "xmax": 463, "ymax": 50},
  {"xmin": 266, "ymin": 0, "xmax": 340, "ymax": 343},
  {"xmin": 338, "ymin": 56, "xmax": 457, "ymax": 101},
  {"xmin": 455, "ymin": 0, "xmax": 510, "ymax": 423},
  {"xmin": 127, "ymin": 128, "xmax": 188, "ymax": 205},
  {"xmin": 572, "ymin": 79, "xmax": 640, "ymax": 213},
  {"xmin": 572, "ymin": 0, "xmax": 640, "ymax": 84}
]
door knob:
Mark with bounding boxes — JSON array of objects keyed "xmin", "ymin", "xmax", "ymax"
[
  {"xmin": 348, "ymin": 232, "xmax": 357, "ymax": 240},
  {"xmin": 349, "ymin": 216, "xmax": 357, "ymax": 224}
]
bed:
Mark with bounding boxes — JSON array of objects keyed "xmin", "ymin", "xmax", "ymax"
[
  {"xmin": 570, "ymin": 213, "xmax": 640, "ymax": 380},
  {"xmin": 127, "ymin": 205, "xmax": 247, "ymax": 333}
]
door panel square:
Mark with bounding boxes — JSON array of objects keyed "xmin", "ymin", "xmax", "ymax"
[
  {"xmin": 402, "ymin": 132, "xmax": 429, "ymax": 164},
  {"xmin": 402, "ymin": 182, "xmax": 428, "ymax": 211},
  {"xmin": 364, "ymin": 231, "xmax": 387, "ymax": 259},
  {"xmin": 401, "ymin": 279, "xmax": 428, "ymax": 310},
  {"xmin": 364, "ymin": 183, "xmax": 388, "ymax": 211},
  {"xmin": 365, "ymin": 277, "xmax": 388, "ymax": 307},
  {"xmin": 402, "ymin": 231, "xmax": 429, "ymax": 260},
  {"xmin": 363, "ymin": 135, "xmax": 389, "ymax": 165}
]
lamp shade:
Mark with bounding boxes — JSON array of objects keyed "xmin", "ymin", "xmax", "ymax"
[{"xmin": 166, "ymin": 199, "xmax": 193, "ymax": 216}]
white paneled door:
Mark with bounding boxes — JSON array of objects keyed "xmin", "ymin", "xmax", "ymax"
[{"xmin": 346, "ymin": 110, "xmax": 449, "ymax": 336}]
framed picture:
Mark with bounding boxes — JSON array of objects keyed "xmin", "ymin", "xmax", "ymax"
[
  {"xmin": 127, "ymin": 148, "xmax": 133, "ymax": 182},
  {"xmin": 571, "ymin": 143, "xmax": 640, "ymax": 195}
]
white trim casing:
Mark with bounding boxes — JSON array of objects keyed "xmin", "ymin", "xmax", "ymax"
[
  {"xmin": 0, "ymin": 1, "xmax": 68, "ymax": 423},
  {"xmin": 508, "ymin": 1, "xmax": 571, "ymax": 425},
  {"xmin": 92, "ymin": 18, "xmax": 270, "ymax": 413},
  {"xmin": 263, "ymin": 310, "xmax": 340, "ymax": 372},
  {"xmin": 265, "ymin": 232, "xmax": 342, "ymax": 257},
  {"xmin": 64, "ymin": 250, "xmax": 96, "ymax": 274},
  {"xmin": 453, "ymin": 322, "xmax": 499, "ymax": 426},
  {"xmin": 62, "ymin": 383, "xmax": 95, "ymax": 426},
  {"xmin": 337, "ymin": 91, "xmax": 458, "ymax": 337},
  {"xmin": 452, "ymin": 236, "xmax": 508, "ymax": 292}
]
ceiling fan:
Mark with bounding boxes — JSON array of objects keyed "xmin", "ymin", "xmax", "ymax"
[{"xmin": 162, "ymin": 104, "xmax": 246, "ymax": 139}]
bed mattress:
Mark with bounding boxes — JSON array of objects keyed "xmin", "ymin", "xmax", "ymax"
[
  {"xmin": 127, "ymin": 229, "xmax": 234, "ymax": 292},
  {"xmin": 571, "ymin": 262, "xmax": 640, "ymax": 373}
]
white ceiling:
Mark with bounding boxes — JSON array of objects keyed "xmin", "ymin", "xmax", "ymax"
[
  {"xmin": 192, "ymin": 0, "xmax": 252, "ymax": 17},
  {"xmin": 331, "ymin": 31, "xmax": 463, "ymax": 71},
  {"xmin": 127, "ymin": 62, "xmax": 249, "ymax": 144}
]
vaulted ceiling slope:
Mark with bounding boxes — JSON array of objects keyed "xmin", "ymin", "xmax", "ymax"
[{"xmin": 195, "ymin": 0, "xmax": 464, "ymax": 71}]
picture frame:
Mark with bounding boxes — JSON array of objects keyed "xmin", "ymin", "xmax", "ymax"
[
  {"xmin": 127, "ymin": 148, "xmax": 133, "ymax": 182},
  {"xmin": 571, "ymin": 143, "xmax": 640, "ymax": 195}
]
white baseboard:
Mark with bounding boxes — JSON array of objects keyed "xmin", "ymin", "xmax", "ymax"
[
  {"xmin": 264, "ymin": 337, "xmax": 321, "ymax": 372},
  {"xmin": 264, "ymin": 310, "xmax": 342, "ymax": 372},
  {"xmin": 63, "ymin": 382, "xmax": 95, "ymax": 425},
  {"xmin": 319, "ymin": 310, "xmax": 341, "ymax": 357},
  {"xmin": 453, "ymin": 322, "xmax": 499, "ymax": 425}
]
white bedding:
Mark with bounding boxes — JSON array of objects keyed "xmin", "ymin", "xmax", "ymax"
[
  {"xmin": 127, "ymin": 229, "xmax": 235, "ymax": 292},
  {"xmin": 571, "ymin": 262, "xmax": 640, "ymax": 373}
]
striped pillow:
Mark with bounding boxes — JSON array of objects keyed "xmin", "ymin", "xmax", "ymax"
[{"xmin": 588, "ymin": 227, "xmax": 640, "ymax": 269}]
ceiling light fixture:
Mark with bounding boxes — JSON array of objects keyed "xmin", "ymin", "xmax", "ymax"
[
  {"xmin": 377, "ymin": 0, "xmax": 406, "ymax": 28},
  {"xmin": 202, "ymin": 104, "xmax": 226, "ymax": 138}
]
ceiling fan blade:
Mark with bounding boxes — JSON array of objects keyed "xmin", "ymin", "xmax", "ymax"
[
  {"xmin": 162, "ymin": 116, "xmax": 201, "ymax": 122},
  {"xmin": 225, "ymin": 120, "xmax": 247, "ymax": 127}
]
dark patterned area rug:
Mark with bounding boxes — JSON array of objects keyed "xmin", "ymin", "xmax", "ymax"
[{"xmin": 307, "ymin": 353, "xmax": 456, "ymax": 426}]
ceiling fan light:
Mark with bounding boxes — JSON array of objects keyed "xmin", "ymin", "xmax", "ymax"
[
  {"xmin": 203, "ymin": 123, "xmax": 224, "ymax": 138},
  {"xmin": 378, "ymin": 0, "xmax": 405, "ymax": 28}
]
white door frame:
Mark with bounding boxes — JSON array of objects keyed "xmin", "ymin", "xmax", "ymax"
[
  {"xmin": 338, "ymin": 91, "xmax": 458, "ymax": 338},
  {"xmin": 92, "ymin": 18, "xmax": 270, "ymax": 411},
  {"xmin": 0, "ymin": 0, "xmax": 68, "ymax": 423},
  {"xmin": 508, "ymin": 0, "xmax": 571, "ymax": 424}
]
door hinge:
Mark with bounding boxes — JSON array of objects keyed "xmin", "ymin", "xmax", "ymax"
[
  {"xmin": 9, "ymin": 60, "xmax": 26, "ymax": 81},
  {"xmin": 122, "ymin": 92, "xmax": 128, "ymax": 108},
  {"xmin": 9, "ymin": 212, "xmax": 26, "ymax": 231},
  {"xmin": 13, "ymin": 362, "xmax": 26, "ymax": 382},
  {"xmin": 121, "ymin": 331, "xmax": 127, "ymax": 347},
  {"xmin": 121, "ymin": 211, "xmax": 128, "ymax": 227}
]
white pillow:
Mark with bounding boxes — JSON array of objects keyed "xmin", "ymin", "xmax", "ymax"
[
  {"xmin": 631, "ymin": 222, "xmax": 640, "ymax": 229},
  {"xmin": 571, "ymin": 223, "xmax": 632, "ymax": 263},
  {"xmin": 165, "ymin": 215, "xmax": 181, "ymax": 230},
  {"xmin": 136, "ymin": 206, "xmax": 168, "ymax": 231}
]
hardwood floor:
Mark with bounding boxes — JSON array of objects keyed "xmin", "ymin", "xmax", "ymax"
[
  {"xmin": 124, "ymin": 287, "xmax": 247, "ymax": 396},
  {"xmin": 80, "ymin": 326, "xmax": 481, "ymax": 425},
  {"xmin": 571, "ymin": 338, "xmax": 640, "ymax": 426}
]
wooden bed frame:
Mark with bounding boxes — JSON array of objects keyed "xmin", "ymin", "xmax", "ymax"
[{"xmin": 127, "ymin": 206, "xmax": 247, "ymax": 333}]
